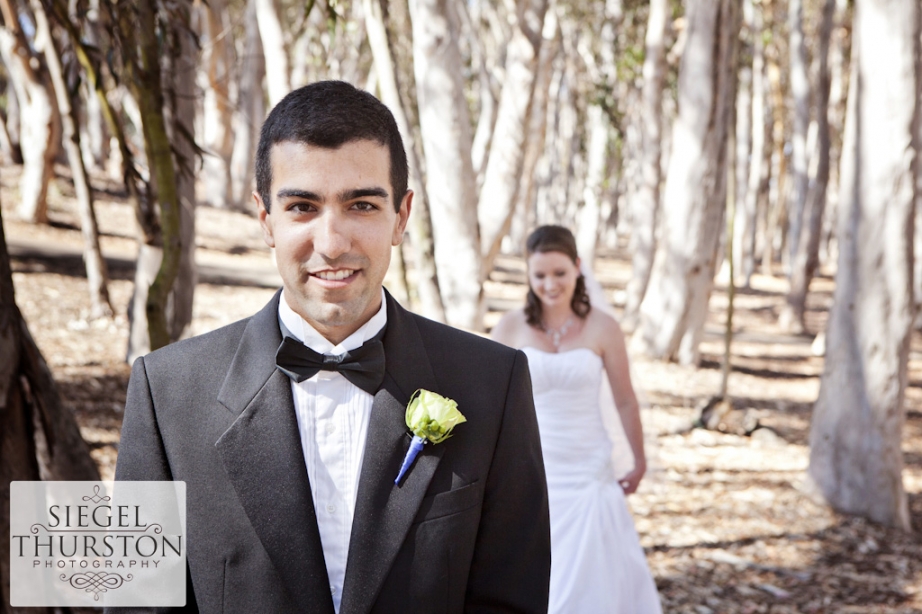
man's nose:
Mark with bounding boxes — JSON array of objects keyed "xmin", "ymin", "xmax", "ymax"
[{"xmin": 313, "ymin": 211, "xmax": 351, "ymax": 260}]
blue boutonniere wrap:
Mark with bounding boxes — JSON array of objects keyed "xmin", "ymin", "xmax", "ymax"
[{"xmin": 394, "ymin": 389, "xmax": 466, "ymax": 485}]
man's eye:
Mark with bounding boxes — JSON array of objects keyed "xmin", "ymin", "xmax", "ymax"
[
  {"xmin": 289, "ymin": 202, "xmax": 315, "ymax": 213},
  {"xmin": 353, "ymin": 201, "xmax": 378, "ymax": 212}
]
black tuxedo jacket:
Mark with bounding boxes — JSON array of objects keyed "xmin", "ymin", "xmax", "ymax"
[{"xmin": 113, "ymin": 291, "xmax": 550, "ymax": 613}]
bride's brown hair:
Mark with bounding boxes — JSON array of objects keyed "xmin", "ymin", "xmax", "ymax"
[{"xmin": 524, "ymin": 225, "xmax": 591, "ymax": 328}]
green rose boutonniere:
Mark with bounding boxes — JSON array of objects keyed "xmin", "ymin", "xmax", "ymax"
[{"xmin": 394, "ymin": 390, "xmax": 466, "ymax": 485}]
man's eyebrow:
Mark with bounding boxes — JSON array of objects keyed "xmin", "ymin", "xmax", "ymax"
[
  {"xmin": 339, "ymin": 187, "xmax": 389, "ymax": 201},
  {"xmin": 276, "ymin": 188, "xmax": 322, "ymax": 201}
]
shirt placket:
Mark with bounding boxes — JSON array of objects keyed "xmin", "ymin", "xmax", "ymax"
[{"xmin": 315, "ymin": 373, "xmax": 349, "ymax": 605}]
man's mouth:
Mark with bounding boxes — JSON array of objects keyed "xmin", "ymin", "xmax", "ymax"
[{"xmin": 312, "ymin": 269, "xmax": 357, "ymax": 281}]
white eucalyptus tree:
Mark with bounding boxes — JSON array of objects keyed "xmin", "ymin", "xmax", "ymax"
[
  {"xmin": 633, "ymin": 0, "xmax": 739, "ymax": 365},
  {"xmin": 409, "ymin": 0, "xmax": 483, "ymax": 330},
  {"xmin": 807, "ymin": 0, "xmax": 920, "ymax": 532}
]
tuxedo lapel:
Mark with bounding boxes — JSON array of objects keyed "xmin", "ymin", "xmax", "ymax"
[
  {"xmin": 215, "ymin": 292, "xmax": 334, "ymax": 614},
  {"xmin": 339, "ymin": 296, "xmax": 442, "ymax": 614}
]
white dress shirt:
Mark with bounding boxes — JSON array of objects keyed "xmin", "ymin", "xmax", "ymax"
[{"xmin": 279, "ymin": 291, "xmax": 387, "ymax": 613}]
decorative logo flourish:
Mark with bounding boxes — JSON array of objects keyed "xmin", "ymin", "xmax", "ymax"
[
  {"xmin": 61, "ymin": 572, "xmax": 133, "ymax": 601},
  {"xmin": 30, "ymin": 523, "xmax": 162, "ymax": 534},
  {"xmin": 82, "ymin": 485, "xmax": 111, "ymax": 505}
]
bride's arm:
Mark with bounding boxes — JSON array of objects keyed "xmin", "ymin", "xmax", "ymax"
[{"xmin": 599, "ymin": 314, "xmax": 647, "ymax": 494}]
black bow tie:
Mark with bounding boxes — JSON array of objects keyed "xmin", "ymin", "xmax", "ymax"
[{"xmin": 275, "ymin": 326, "xmax": 386, "ymax": 395}]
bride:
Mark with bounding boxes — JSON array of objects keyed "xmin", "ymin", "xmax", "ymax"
[{"xmin": 491, "ymin": 225, "xmax": 662, "ymax": 614}]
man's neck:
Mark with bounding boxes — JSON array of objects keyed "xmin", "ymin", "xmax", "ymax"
[{"xmin": 280, "ymin": 290, "xmax": 387, "ymax": 351}]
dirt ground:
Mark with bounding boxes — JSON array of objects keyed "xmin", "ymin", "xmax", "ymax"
[{"xmin": 5, "ymin": 165, "xmax": 922, "ymax": 613}]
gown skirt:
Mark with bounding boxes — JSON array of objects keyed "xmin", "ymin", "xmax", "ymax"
[{"xmin": 523, "ymin": 347, "xmax": 662, "ymax": 614}]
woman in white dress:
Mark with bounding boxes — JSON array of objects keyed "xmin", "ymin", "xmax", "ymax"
[{"xmin": 492, "ymin": 225, "xmax": 661, "ymax": 614}]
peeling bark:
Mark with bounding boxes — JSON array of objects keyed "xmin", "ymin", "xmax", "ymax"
[
  {"xmin": 0, "ymin": 0, "xmax": 60, "ymax": 224},
  {"xmin": 624, "ymin": 0, "xmax": 669, "ymax": 327},
  {"xmin": 807, "ymin": 0, "xmax": 920, "ymax": 531},
  {"xmin": 255, "ymin": 0, "xmax": 289, "ymax": 107},
  {"xmin": 364, "ymin": 0, "xmax": 445, "ymax": 322},
  {"xmin": 196, "ymin": 0, "xmax": 235, "ymax": 209},
  {"xmin": 782, "ymin": 0, "xmax": 836, "ymax": 333},
  {"xmin": 119, "ymin": 1, "xmax": 184, "ymax": 355},
  {"xmin": 785, "ymin": 0, "xmax": 811, "ymax": 277},
  {"xmin": 477, "ymin": 0, "xmax": 548, "ymax": 281},
  {"xmin": 32, "ymin": 0, "xmax": 113, "ymax": 319},
  {"xmin": 739, "ymin": 0, "xmax": 767, "ymax": 288},
  {"xmin": 409, "ymin": 0, "xmax": 483, "ymax": 330},
  {"xmin": 230, "ymin": 0, "xmax": 264, "ymax": 210},
  {"xmin": 633, "ymin": 0, "xmax": 739, "ymax": 365}
]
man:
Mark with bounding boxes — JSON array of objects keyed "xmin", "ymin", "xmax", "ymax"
[{"xmin": 114, "ymin": 81, "xmax": 550, "ymax": 613}]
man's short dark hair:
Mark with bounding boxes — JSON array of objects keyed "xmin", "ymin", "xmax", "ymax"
[{"xmin": 255, "ymin": 80, "xmax": 409, "ymax": 212}]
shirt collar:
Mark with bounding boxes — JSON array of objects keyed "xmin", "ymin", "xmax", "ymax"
[{"xmin": 278, "ymin": 288, "xmax": 388, "ymax": 355}]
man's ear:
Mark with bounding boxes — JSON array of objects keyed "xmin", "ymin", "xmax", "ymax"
[
  {"xmin": 393, "ymin": 189, "xmax": 413, "ymax": 246},
  {"xmin": 255, "ymin": 191, "xmax": 275, "ymax": 249}
]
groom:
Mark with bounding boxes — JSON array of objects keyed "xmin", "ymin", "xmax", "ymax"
[{"xmin": 113, "ymin": 80, "xmax": 551, "ymax": 613}]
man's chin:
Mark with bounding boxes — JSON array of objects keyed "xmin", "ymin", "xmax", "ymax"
[
  {"xmin": 301, "ymin": 301, "xmax": 377, "ymax": 340},
  {"xmin": 299, "ymin": 302, "xmax": 350, "ymax": 324}
]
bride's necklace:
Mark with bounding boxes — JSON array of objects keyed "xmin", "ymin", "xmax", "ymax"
[{"xmin": 543, "ymin": 316, "xmax": 575, "ymax": 349}]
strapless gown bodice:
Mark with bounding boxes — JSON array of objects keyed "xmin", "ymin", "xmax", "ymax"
[
  {"xmin": 525, "ymin": 348, "xmax": 615, "ymax": 489},
  {"xmin": 522, "ymin": 346, "xmax": 662, "ymax": 614}
]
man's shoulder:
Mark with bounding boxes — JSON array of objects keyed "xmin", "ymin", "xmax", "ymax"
[{"xmin": 140, "ymin": 316, "xmax": 253, "ymax": 373}]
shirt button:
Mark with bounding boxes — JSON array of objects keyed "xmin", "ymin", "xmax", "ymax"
[
  {"xmin": 330, "ymin": 585, "xmax": 336, "ymax": 594},
  {"xmin": 327, "ymin": 504, "xmax": 336, "ymax": 514},
  {"xmin": 326, "ymin": 423, "xmax": 336, "ymax": 434}
]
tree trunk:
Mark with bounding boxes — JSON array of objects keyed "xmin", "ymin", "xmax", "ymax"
[
  {"xmin": 0, "ymin": 0, "xmax": 60, "ymax": 224},
  {"xmin": 782, "ymin": 0, "xmax": 836, "ymax": 333},
  {"xmin": 468, "ymin": 0, "xmax": 506, "ymax": 187},
  {"xmin": 78, "ymin": 1, "xmax": 109, "ymax": 172},
  {"xmin": 819, "ymin": 0, "xmax": 850, "ymax": 272},
  {"xmin": 763, "ymin": 46, "xmax": 787, "ymax": 275},
  {"xmin": 48, "ymin": 0, "xmax": 149, "ymax": 238},
  {"xmin": 196, "ymin": 0, "xmax": 235, "ymax": 209},
  {"xmin": 409, "ymin": 0, "xmax": 483, "ymax": 330},
  {"xmin": 739, "ymin": 0, "xmax": 767, "ymax": 287},
  {"xmin": 32, "ymin": 0, "xmax": 113, "ymax": 320},
  {"xmin": 731, "ymin": 19, "xmax": 752, "ymax": 288},
  {"xmin": 2, "ymin": 76, "xmax": 22, "ymax": 163},
  {"xmin": 255, "ymin": 0, "xmax": 289, "ymax": 107},
  {"xmin": 623, "ymin": 0, "xmax": 669, "ymax": 328},
  {"xmin": 807, "ymin": 0, "xmax": 920, "ymax": 531},
  {"xmin": 0, "ymin": 103, "xmax": 20, "ymax": 164},
  {"xmin": 230, "ymin": 0, "xmax": 265, "ymax": 210},
  {"xmin": 121, "ymin": 1, "xmax": 184, "ymax": 355},
  {"xmin": 785, "ymin": 0, "xmax": 811, "ymax": 278},
  {"xmin": 575, "ymin": 103, "xmax": 609, "ymax": 265},
  {"xmin": 0, "ymin": 203, "xmax": 100, "ymax": 611},
  {"xmin": 471, "ymin": 53, "xmax": 498, "ymax": 184},
  {"xmin": 477, "ymin": 0, "xmax": 548, "ymax": 281},
  {"xmin": 165, "ymin": 2, "xmax": 197, "ymax": 343},
  {"xmin": 364, "ymin": 0, "xmax": 446, "ymax": 323},
  {"xmin": 509, "ymin": 8, "xmax": 558, "ymax": 254},
  {"xmin": 536, "ymin": 46, "xmax": 578, "ymax": 226},
  {"xmin": 633, "ymin": 0, "xmax": 739, "ymax": 366}
]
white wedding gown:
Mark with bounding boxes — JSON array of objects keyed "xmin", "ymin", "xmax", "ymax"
[{"xmin": 523, "ymin": 346, "xmax": 662, "ymax": 614}]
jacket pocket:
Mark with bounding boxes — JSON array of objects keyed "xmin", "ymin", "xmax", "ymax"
[{"xmin": 413, "ymin": 480, "xmax": 483, "ymax": 524}]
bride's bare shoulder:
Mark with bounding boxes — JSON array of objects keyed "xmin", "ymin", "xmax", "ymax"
[
  {"xmin": 586, "ymin": 307, "xmax": 625, "ymax": 338},
  {"xmin": 491, "ymin": 308, "xmax": 529, "ymax": 346}
]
